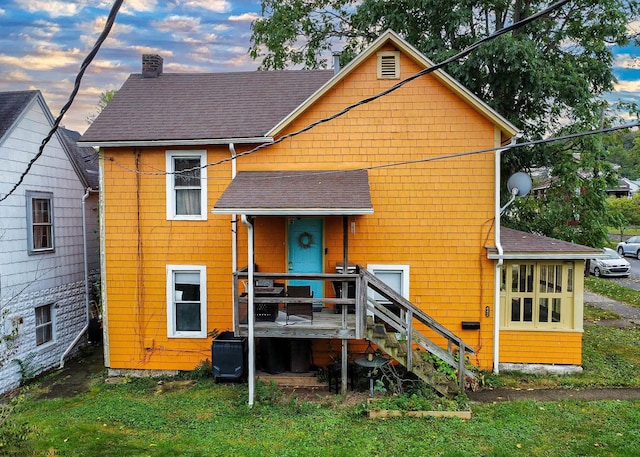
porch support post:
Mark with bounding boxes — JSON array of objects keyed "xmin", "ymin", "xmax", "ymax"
[
  {"xmin": 242, "ymin": 215, "xmax": 256, "ymax": 406},
  {"xmin": 341, "ymin": 216, "xmax": 349, "ymax": 395}
]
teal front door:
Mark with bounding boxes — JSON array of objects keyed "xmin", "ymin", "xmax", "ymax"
[{"xmin": 288, "ymin": 218, "xmax": 323, "ymax": 300}]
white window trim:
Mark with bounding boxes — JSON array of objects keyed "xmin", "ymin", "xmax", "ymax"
[
  {"xmin": 35, "ymin": 303, "xmax": 56, "ymax": 347},
  {"xmin": 166, "ymin": 265, "xmax": 207, "ymax": 338},
  {"xmin": 26, "ymin": 190, "xmax": 55, "ymax": 254},
  {"xmin": 165, "ymin": 150, "xmax": 207, "ymax": 221},
  {"xmin": 366, "ymin": 264, "xmax": 410, "ymax": 303}
]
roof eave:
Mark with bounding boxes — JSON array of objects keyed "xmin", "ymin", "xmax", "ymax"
[
  {"xmin": 212, "ymin": 208, "xmax": 374, "ymax": 216},
  {"xmin": 487, "ymin": 251, "xmax": 604, "ymax": 260},
  {"xmin": 77, "ymin": 137, "xmax": 273, "ymax": 148}
]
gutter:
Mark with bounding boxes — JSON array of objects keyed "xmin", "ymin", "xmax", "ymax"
[
  {"xmin": 60, "ymin": 187, "xmax": 93, "ymax": 368},
  {"xmin": 77, "ymin": 137, "xmax": 273, "ymax": 148}
]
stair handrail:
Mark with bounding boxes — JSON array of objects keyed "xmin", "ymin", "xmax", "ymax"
[
  {"xmin": 359, "ymin": 266, "xmax": 475, "ymax": 391},
  {"xmin": 359, "ymin": 267, "xmax": 475, "ymax": 355}
]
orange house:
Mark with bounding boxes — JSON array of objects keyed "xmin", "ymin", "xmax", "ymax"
[{"xmin": 80, "ymin": 31, "xmax": 598, "ymax": 397}]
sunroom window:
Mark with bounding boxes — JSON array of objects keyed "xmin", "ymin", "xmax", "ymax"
[{"xmin": 501, "ymin": 262, "xmax": 575, "ymax": 330}]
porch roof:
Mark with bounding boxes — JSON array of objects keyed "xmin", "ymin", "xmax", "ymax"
[
  {"xmin": 487, "ymin": 227, "xmax": 602, "ymax": 260},
  {"xmin": 212, "ymin": 170, "xmax": 373, "ymax": 216}
]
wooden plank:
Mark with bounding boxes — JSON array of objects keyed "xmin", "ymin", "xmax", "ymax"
[{"xmin": 367, "ymin": 410, "xmax": 472, "ymax": 419}]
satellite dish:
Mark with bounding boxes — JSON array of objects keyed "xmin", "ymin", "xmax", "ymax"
[{"xmin": 506, "ymin": 172, "xmax": 532, "ymax": 197}]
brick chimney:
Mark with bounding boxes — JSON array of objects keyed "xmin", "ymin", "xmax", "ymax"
[{"xmin": 142, "ymin": 54, "xmax": 163, "ymax": 78}]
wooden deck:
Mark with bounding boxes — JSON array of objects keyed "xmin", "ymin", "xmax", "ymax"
[{"xmin": 235, "ymin": 307, "xmax": 358, "ymax": 339}]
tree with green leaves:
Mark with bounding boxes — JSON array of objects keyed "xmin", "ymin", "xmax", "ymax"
[
  {"xmin": 86, "ymin": 89, "xmax": 117, "ymax": 125},
  {"xmin": 250, "ymin": 0, "xmax": 639, "ymax": 247},
  {"xmin": 607, "ymin": 193, "xmax": 640, "ymax": 240}
]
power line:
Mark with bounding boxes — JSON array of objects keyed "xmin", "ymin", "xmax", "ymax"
[
  {"xmin": 0, "ymin": 0, "xmax": 124, "ymax": 204},
  {"xmin": 106, "ymin": 0, "xmax": 575, "ymax": 179},
  {"xmin": 108, "ymin": 122, "xmax": 640, "ymax": 179},
  {"xmin": 199, "ymin": 0, "xmax": 573, "ymax": 170}
]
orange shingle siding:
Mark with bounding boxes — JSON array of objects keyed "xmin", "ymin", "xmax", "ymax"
[
  {"xmin": 102, "ymin": 47, "xmax": 502, "ymax": 371},
  {"xmin": 500, "ymin": 331, "xmax": 583, "ymax": 365}
]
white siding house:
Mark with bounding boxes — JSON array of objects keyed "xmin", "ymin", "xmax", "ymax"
[{"xmin": 0, "ymin": 90, "xmax": 99, "ymax": 395}]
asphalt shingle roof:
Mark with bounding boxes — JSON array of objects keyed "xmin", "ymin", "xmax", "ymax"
[
  {"xmin": 500, "ymin": 227, "xmax": 599, "ymax": 254},
  {"xmin": 213, "ymin": 170, "xmax": 373, "ymax": 215},
  {"xmin": 60, "ymin": 128, "xmax": 99, "ymax": 189},
  {"xmin": 0, "ymin": 90, "xmax": 38, "ymax": 141},
  {"xmin": 80, "ymin": 70, "xmax": 334, "ymax": 143}
]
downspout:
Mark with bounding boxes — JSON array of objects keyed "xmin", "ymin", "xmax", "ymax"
[
  {"xmin": 493, "ymin": 135, "xmax": 519, "ymax": 373},
  {"xmin": 229, "ymin": 144, "xmax": 237, "ymax": 324},
  {"xmin": 241, "ymin": 214, "xmax": 255, "ymax": 406},
  {"xmin": 493, "ymin": 144, "xmax": 503, "ymax": 374},
  {"xmin": 60, "ymin": 187, "xmax": 92, "ymax": 368}
]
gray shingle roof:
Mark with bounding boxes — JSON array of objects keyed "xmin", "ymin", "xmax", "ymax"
[
  {"xmin": 499, "ymin": 227, "xmax": 599, "ymax": 255},
  {"xmin": 213, "ymin": 170, "xmax": 373, "ymax": 215},
  {"xmin": 60, "ymin": 128, "xmax": 99, "ymax": 189},
  {"xmin": 0, "ymin": 90, "xmax": 38, "ymax": 142},
  {"xmin": 80, "ymin": 70, "xmax": 334, "ymax": 144}
]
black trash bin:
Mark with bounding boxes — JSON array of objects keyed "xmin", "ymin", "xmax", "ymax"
[{"xmin": 211, "ymin": 331, "xmax": 247, "ymax": 382}]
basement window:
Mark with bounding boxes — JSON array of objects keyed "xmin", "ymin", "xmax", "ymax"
[
  {"xmin": 35, "ymin": 304, "xmax": 55, "ymax": 346},
  {"xmin": 377, "ymin": 51, "xmax": 400, "ymax": 79}
]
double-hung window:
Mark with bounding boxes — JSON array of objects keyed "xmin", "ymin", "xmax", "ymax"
[
  {"xmin": 166, "ymin": 151, "xmax": 207, "ymax": 220},
  {"xmin": 26, "ymin": 191, "xmax": 54, "ymax": 254},
  {"xmin": 35, "ymin": 304, "xmax": 54, "ymax": 346},
  {"xmin": 167, "ymin": 265, "xmax": 207, "ymax": 338}
]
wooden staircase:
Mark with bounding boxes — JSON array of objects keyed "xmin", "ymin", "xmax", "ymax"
[{"xmin": 360, "ymin": 268, "xmax": 476, "ymax": 396}]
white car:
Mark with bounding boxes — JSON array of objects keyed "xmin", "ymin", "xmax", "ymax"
[
  {"xmin": 590, "ymin": 248, "xmax": 631, "ymax": 277},
  {"xmin": 617, "ymin": 236, "xmax": 640, "ymax": 260}
]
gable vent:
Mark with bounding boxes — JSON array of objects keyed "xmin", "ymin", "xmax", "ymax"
[{"xmin": 377, "ymin": 51, "xmax": 400, "ymax": 79}]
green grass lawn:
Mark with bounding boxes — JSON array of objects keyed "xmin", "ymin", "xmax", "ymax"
[
  {"xmin": 3, "ymin": 276, "xmax": 640, "ymax": 456},
  {"xmin": 5, "ymin": 376, "xmax": 640, "ymax": 457}
]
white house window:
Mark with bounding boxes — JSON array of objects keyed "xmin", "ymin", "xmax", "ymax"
[
  {"xmin": 501, "ymin": 262, "xmax": 575, "ymax": 329},
  {"xmin": 367, "ymin": 264, "xmax": 410, "ymax": 303},
  {"xmin": 166, "ymin": 151, "xmax": 207, "ymax": 220},
  {"xmin": 35, "ymin": 304, "xmax": 54, "ymax": 346},
  {"xmin": 167, "ymin": 265, "xmax": 207, "ymax": 338},
  {"xmin": 26, "ymin": 191, "xmax": 54, "ymax": 254}
]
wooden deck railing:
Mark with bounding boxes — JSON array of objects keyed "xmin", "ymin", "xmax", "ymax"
[
  {"xmin": 233, "ymin": 271, "xmax": 366, "ymax": 338},
  {"xmin": 233, "ymin": 266, "xmax": 476, "ymax": 390}
]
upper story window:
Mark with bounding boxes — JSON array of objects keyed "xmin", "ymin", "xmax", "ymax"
[
  {"xmin": 501, "ymin": 262, "xmax": 575, "ymax": 330},
  {"xmin": 166, "ymin": 151, "xmax": 207, "ymax": 220},
  {"xmin": 35, "ymin": 304, "xmax": 55, "ymax": 346},
  {"xmin": 26, "ymin": 190, "xmax": 55, "ymax": 254},
  {"xmin": 166, "ymin": 265, "xmax": 207, "ymax": 338}
]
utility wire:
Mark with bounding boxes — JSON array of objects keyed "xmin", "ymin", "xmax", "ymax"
[
  {"xmin": 107, "ymin": 0, "xmax": 575, "ymax": 178},
  {"xmin": 0, "ymin": 0, "xmax": 124, "ymax": 203},
  {"xmin": 108, "ymin": 122, "xmax": 640, "ymax": 178},
  {"xmin": 198, "ymin": 0, "xmax": 573, "ymax": 170}
]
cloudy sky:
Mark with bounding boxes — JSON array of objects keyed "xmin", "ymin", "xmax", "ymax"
[{"xmin": 1, "ymin": 0, "xmax": 639, "ymax": 135}]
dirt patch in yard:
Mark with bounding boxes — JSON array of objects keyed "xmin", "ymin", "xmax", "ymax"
[{"xmin": 30, "ymin": 344, "xmax": 105, "ymax": 401}]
